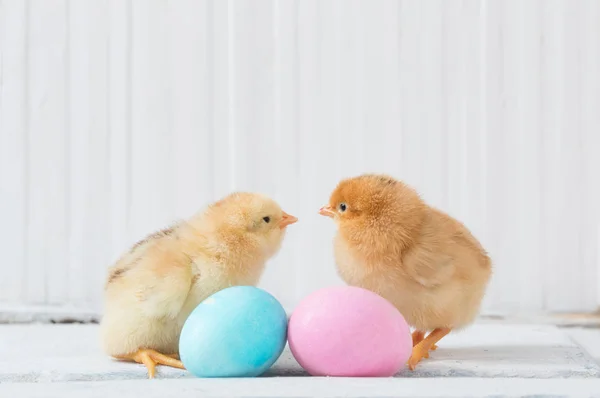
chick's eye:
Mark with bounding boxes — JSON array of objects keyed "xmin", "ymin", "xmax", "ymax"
[
  {"xmin": 339, "ymin": 203, "xmax": 347, "ymax": 212},
  {"xmin": 263, "ymin": 216, "xmax": 270, "ymax": 223}
]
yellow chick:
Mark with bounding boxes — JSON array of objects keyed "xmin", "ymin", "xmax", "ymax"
[
  {"xmin": 101, "ymin": 192, "xmax": 297, "ymax": 378},
  {"xmin": 319, "ymin": 174, "xmax": 491, "ymax": 370}
]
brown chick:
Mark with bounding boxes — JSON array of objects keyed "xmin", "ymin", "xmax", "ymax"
[
  {"xmin": 319, "ymin": 174, "xmax": 491, "ymax": 370},
  {"xmin": 101, "ymin": 192, "xmax": 297, "ymax": 378}
]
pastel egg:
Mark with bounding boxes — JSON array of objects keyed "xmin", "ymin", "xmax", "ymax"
[
  {"xmin": 179, "ymin": 286, "xmax": 287, "ymax": 377},
  {"xmin": 288, "ymin": 286, "xmax": 412, "ymax": 377}
]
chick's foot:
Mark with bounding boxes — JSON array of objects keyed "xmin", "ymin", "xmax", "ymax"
[
  {"xmin": 407, "ymin": 328, "xmax": 451, "ymax": 370},
  {"xmin": 116, "ymin": 349, "xmax": 185, "ymax": 378},
  {"xmin": 411, "ymin": 331, "xmax": 431, "ymax": 358},
  {"xmin": 411, "ymin": 330, "xmax": 425, "ymax": 346},
  {"xmin": 411, "ymin": 331, "xmax": 438, "ymax": 358}
]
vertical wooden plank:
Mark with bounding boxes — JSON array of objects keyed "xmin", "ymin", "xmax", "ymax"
[
  {"xmin": 227, "ymin": 0, "xmax": 236, "ymax": 192},
  {"xmin": 107, "ymin": 0, "xmax": 132, "ymax": 261},
  {"xmin": 26, "ymin": 0, "xmax": 68, "ymax": 304},
  {"xmin": 488, "ymin": 0, "xmax": 544, "ymax": 313},
  {"xmin": 376, "ymin": 0, "xmax": 402, "ymax": 178},
  {"xmin": 262, "ymin": 0, "xmax": 302, "ymax": 309},
  {"xmin": 441, "ymin": 0, "xmax": 459, "ymax": 215},
  {"xmin": 210, "ymin": 0, "xmax": 234, "ymax": 198},
  {"xmin": 334, "ymin": 0, "xmax": 365, "ymax": 179},
  {"xmin": 325, "ymin": 0, "xmax": 343, "ymax": 185},
  {"xmin": 474, "ymin": 0, "xmax": 492, "ymax": 311},
  {"xmin": 539, "ymin": 0, "xmax": 591, "ymax": 312},
  {"xmin": 516, "ymin": 0, "xmax": 543, "ymax": 311},
  {"xmin": 129, "ymin": 0, "xmax": 174, "ymax": 239},
  {"xmin": 348, "ymin": 0, "xmax": 365, "ymax": 176},
  {"xmin": 382, "ymin": 0, "xmax": 402, "ymax": 179},
  {"xmin": 484, "ymin": 0, "xmax": 544, "ymax": 313},
  {"xmin": 419, "ymin": 0, "xmax": 445, "ymax": 208},
  {"xmin": 67, "ymin": 0, "xmax": 89, "ymax": 306},
  {"xmin": 488, "ymin": 1, "xmax": 541, "ymax": 312},
  {"xmin": 360, "ymin": 0, "xmax": 401, "ymax": 176},
  {"xmin": 0, "ymin": 0, "xmax": 27, "ymax": 303},
  {"xmin": 443, "ymin": 1, "xmax": 476, "ymax": 221},
  {"xmin": 579, "ymin": 0, "xmax": 600, "ymax": 309},
  {"xmin": 230, "ymin": 0, "xmax": 275, "ymax": 193},
  {"xmin": 398, "ymin": 0, "xmax": 423, "ymax": 188},
  {"xmin": 499, "ymin": 0, "xmax": 522, "ymax": 312},
  {"xmin": 85, "ymin": 0, "xmax": 110, "ymax": 309},
  {"xmin": 464, "ymin": 0, "xmax": 487, "ymax": 244},
  {"xmin": 169, "ymin": 0, "xmax": 213, "ymax": 217},
  {"xmin": 483, "ymin": 0, "xmax": 511, "ymax": 313},
  {"xmin": 540, "ymin": 0, "xmax": 567, "ymax": 312},
  {"xmin": 560, "ymin": 0, "xmax": 589, "ymax": 310},
  {"xmin": 68, "ymin": 0, "xmax": 110, "ymax": 311}
]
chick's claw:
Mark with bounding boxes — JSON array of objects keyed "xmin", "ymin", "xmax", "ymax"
[
  {"xmin": 117, "ymin": 349, "xmax": 185, "ymax": 379},
  {"xmin": 407, "ymin": 328, "xmax": 451, "ymax": 371},
  {"xmin": 411, "ymin": 330, "xmax": 438, "ymax": 360},
  {"xmin": 408, "ymin": 346, "xmax": 428, "ymax": 370}
]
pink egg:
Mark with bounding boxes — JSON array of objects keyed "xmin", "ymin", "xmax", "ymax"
[{"xmin": 288, "ymin": 286, "xmax": 412, "ymax": 377}]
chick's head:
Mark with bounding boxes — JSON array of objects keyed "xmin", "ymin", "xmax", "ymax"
[
  {"xmin": 319, "ymin": 174, "xmax": 425, "ymax": 246},
  {"xmin": 208, "ymin": 192, "xmax": 297, "ymax": 258}
]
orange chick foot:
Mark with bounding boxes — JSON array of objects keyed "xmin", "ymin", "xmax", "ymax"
[
  {"xmin": 410, "ymin": 331, "xmax": 438, "ymax": 360},
  {"xmin": 116, "ymin": 349, "xmax": 185, "ymax": 378},
  {"xmin": 411, "ymin": 330, "xmax": 425, "ymax": 347},
  {"xmin": 407, "ymin": 328, "xmax": 451, "ymax": 371},
  {"xmin": 408, "ymin": 345, "xmax": 428, "ymax": 370}
]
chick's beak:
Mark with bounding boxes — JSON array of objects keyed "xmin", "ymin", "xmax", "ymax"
[
  {"xmin": 319, "ymin": 205, "xmax": 335, "ymax": 218},
  {"xmin": 279, "ymin": 211, "xmax": 298, "ymax": 229}
]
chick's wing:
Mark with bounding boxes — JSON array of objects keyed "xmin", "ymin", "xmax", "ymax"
[
  {"xmin": 106, "ymin": 234, "xmax": 195, "ymax": 320},
  {"xmin": 399, "ymin": 212, "xmax": 457, "ymax": 288}
]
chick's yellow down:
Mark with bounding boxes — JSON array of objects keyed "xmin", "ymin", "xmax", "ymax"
[
  {"xmin": 320, "ymin": 174, "xmax": 491, "ymax": 370},
  {"xmin": 101, "ymin": 192, "xmax": 297, "ymax": 378}
]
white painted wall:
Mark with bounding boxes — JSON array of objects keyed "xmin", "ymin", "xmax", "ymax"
[{"xmin": 0, "ymin": 0, "xmax": 599, "ymax": 317}]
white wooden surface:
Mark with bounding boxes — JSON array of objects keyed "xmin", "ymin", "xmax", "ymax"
[{"xmin": 0, "ymin": 0, "xmax": 599, "ymax": 316}]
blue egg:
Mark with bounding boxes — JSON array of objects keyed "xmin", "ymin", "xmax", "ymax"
[{"xmin": 179, "ymin": 286, "xmax": 288, "ymax": 378}]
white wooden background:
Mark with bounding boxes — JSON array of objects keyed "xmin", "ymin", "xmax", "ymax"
[{"xmin": 0, "ymin": 0, "xmax": 599, "ymax": 318}]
